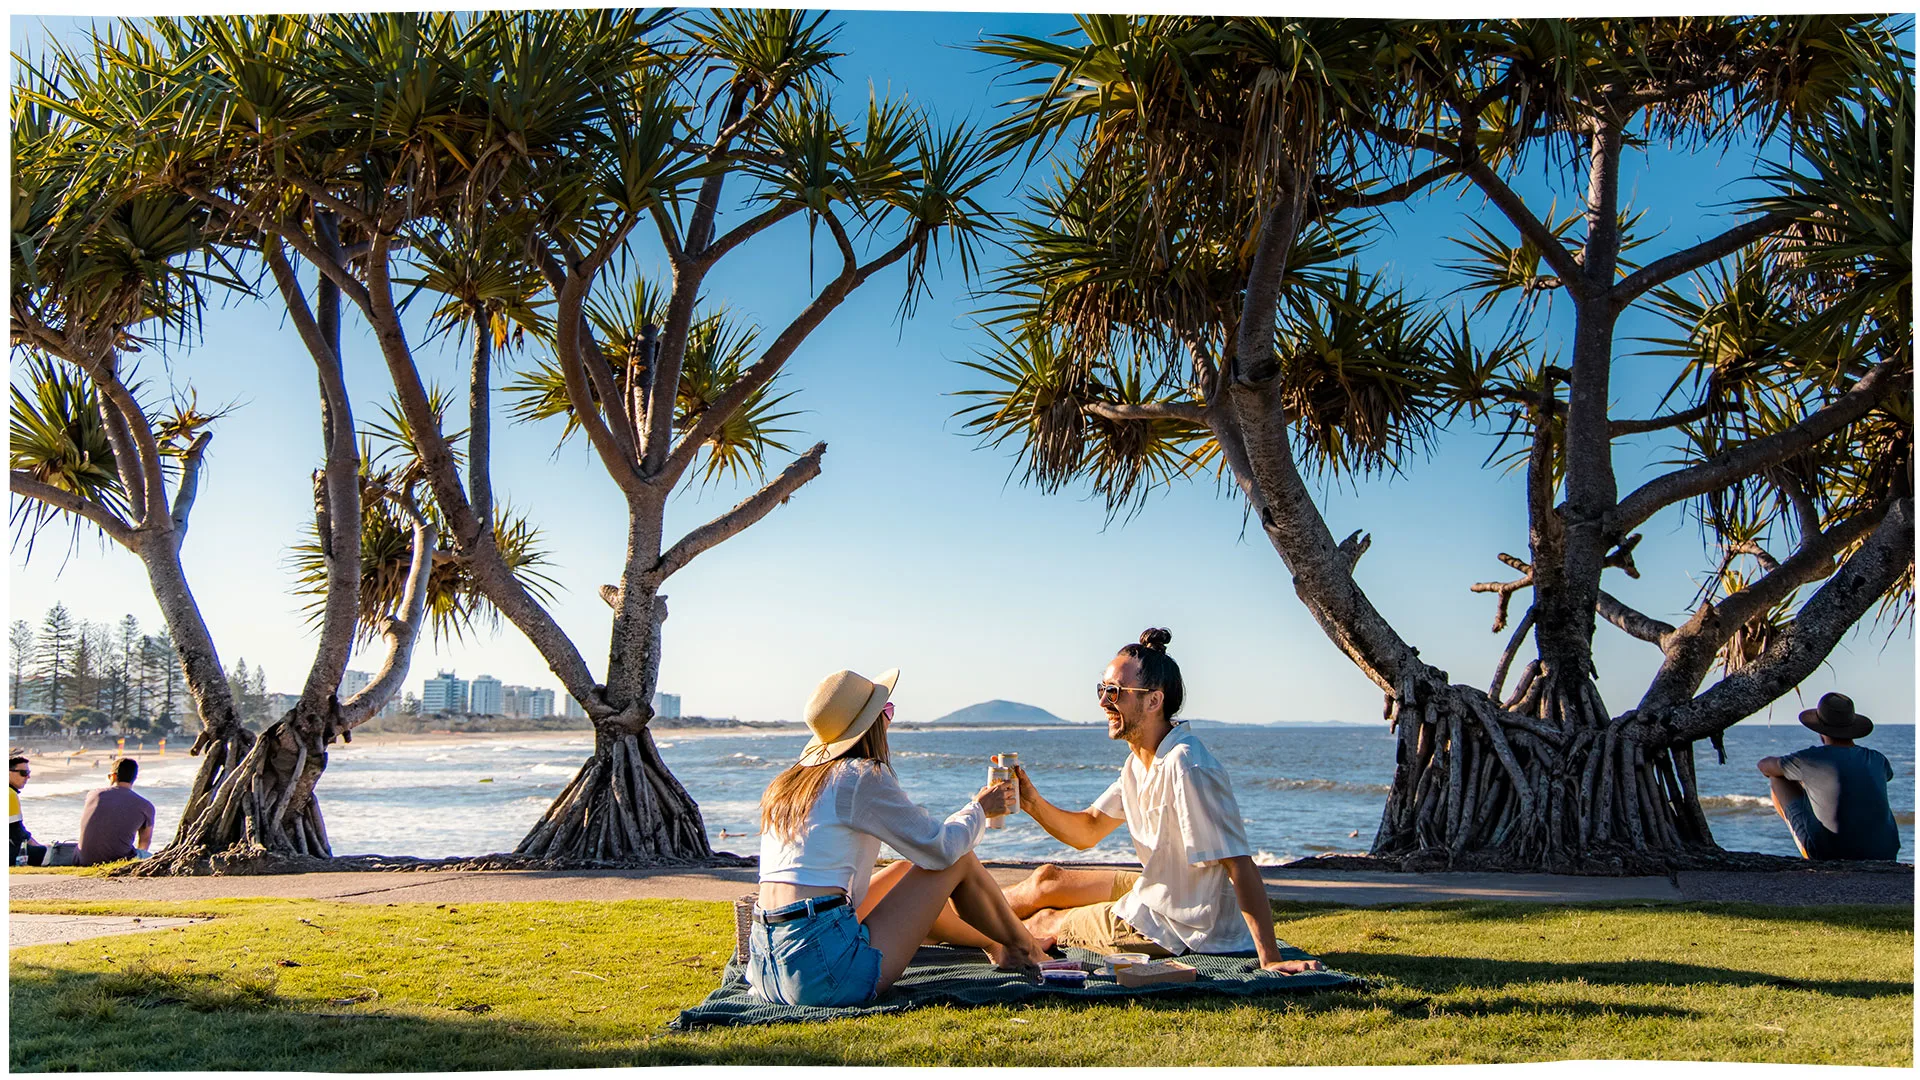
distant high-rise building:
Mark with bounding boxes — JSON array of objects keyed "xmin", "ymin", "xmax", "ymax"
[
  {"xmin": 528, "ymin": 688, "xmax": 556, "ymax": 718},
  {"xmin": 653, "ymin": 692, "xmax": 681, "ymax": 720},
  {"xmin": 421, "ymin": 671, "xmax": 469, "ymax": 714},
  {"xmin": 338, "ymin": 669, "xmax": 371, "ymax": 701},
  {"xmin": 561, "ymin": 693, "xmax": 584, "ymax": 719},
  {"xmin": 500, "ymin": 684, "xmax": 528, "ymax": 718},
  {"xmin": 470, "ymin": 674, "xmax": 503, "ymax": 716},
  {"xmin": 266, "ymin": 692, "xmax": 301, "ymax": 718}
]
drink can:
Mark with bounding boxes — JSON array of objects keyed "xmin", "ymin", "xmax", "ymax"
[
  {"xmin": 986, "ymin": 765, "xmax": 1012, "ymax": 828},
  {"xmin": 993, "ymin": 763, "xmax": 1020, "ymax": 817}
]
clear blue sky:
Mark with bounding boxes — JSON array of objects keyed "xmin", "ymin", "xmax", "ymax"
[{"xmin": 10, "ymin": 9, "xmax": 1913, "ymax": 731}]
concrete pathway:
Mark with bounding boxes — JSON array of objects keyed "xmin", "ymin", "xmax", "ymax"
[
  {"xmin": 10, "ymin": 914, "xmax": 210, "ymax": 949},
  {"xmin": 8, "ymin": 863, "xmax": 1907, "ymax": 910}
]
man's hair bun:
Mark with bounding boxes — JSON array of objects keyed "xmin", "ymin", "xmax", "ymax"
[{"xmin": 1138, "ymin": 627, "xmax": 1172, "ymax": 651}]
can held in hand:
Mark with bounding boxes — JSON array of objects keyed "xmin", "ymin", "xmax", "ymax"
[
  {"xmin": 986, "ymin": 764, "xmax": 1013, "ymax": 828},
  {"xmin": 991, "ymin": 754, "xmax": 1021, "ymax": 818}
]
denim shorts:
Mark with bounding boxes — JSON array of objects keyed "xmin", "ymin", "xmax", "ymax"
[{"xmin": 746, "ymin": 896, "xmax": 884, "ymax": 1006}]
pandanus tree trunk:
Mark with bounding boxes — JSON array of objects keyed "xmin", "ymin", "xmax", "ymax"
[
  {"xmin": 517, "ymin": 720, "xmax": 711, "ymax": 863},
  {"xmin": 513, "ymin": 562, "xmax": 718, "ymax": 863},
  {"xmin": 1370, "ymin": 675, "xmax": 1712, "ymax": 869},
  {"xmin": 136, "ymin": 242, "xmax": 438, "ymax": 874},
  {"xmin": 154, "ymin": 701, "xmax": 341, "ymax": 867}
]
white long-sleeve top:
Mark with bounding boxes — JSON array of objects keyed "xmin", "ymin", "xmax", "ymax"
[{"xmin": 759, "ymin": 758, "xmax": 987, "ymax": 906}]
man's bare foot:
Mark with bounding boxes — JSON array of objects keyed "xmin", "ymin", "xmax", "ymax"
[{"xmin": 1261, "ymin": 959, "xmax": 1325, "ymax": 974}]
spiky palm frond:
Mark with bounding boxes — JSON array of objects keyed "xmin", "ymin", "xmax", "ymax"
[
  {"xmin": 685, "ymin": 7, "xmax": 842, "ymax": 107},
  {"xmin": 399, "ymin": 219, "xmax": 554, "ymax": 349},
  {"xmin": 363, "ymin": 388, "xmax": 466, "ymax": 479},
  {"xmin": 290, "ymin": 465, "xmax": 558, "ymax": 646},
  {"xmin": 672, "ymin": 313, "xmax": 800, "ymax": 488},
  {"xmin": 8, "ymin": 358, "xmax": 130, "ymax": 542},
  {"xmin": 1081, "ymin": 356, "xmax": 1215, "ymax": 519},
  {"xmin": 1277, "ymin": 266, "xmax": 1447, "ymax": 478},
  {"xmin": 953, "ymin": 316, "xmax": 1096, "ymax": 494},
  {"xmin": 955, "ymin": 317, "xmax": 1210, "ymax": 519},
  {"xmin": 1745, "ymin": 41, "xmax": 1912, "ymax": 369}
]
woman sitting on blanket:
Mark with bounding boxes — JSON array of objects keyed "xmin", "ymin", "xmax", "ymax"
[{"xmin": 750, "ymin": 668, "xmax": 1053, "ymax": 1006}]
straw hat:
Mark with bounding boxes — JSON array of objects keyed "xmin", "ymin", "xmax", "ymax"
[
  {"xmin": 1798, "ymin": 692, "xmax": 1873, "ymax": 741},
  {"xmin": 795, "ymin": 668, "xmax": 899, "ymax": 767}
]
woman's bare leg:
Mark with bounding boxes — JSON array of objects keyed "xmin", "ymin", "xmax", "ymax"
[
  {"xmin": 925, "ymin": 861, "xmax": 1109, "ymax": 948},
  {"xmin": 923, "ymin": 855, "xmax": 1057, "ymax": 964},
  {"xmin": 862, "ymin": 854, "xmax": 1049, "ymax": 991},
  {"xmin": 858, "ymin": 859, "xmax": 915, "ymax": 920}
]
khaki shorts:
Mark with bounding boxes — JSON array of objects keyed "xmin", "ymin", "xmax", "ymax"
[{"xmin": 1049, "ymin": 870, "xmax": 1172, "ymax": 957}]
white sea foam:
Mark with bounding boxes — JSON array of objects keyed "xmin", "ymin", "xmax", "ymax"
[{"xmin": 1698, "ymin": 794, "xmax": 1776, "ymax": 813}]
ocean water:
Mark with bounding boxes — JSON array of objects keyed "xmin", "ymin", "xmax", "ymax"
[{"xmin": 15, "ymin": 723, "xmax": 1912, "ymax": 864}]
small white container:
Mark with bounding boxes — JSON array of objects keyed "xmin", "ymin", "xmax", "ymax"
[{"xmin": 1100, "ymin": 951, "xmax": 1152, "ymax": 976}]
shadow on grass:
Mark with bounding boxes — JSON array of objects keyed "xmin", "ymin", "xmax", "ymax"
[
  {"xmin": 1320, "ymin": 952, "xmax": 1911, "ymax": 999},
  {"xmin": 6, "ymin": 962, "xmax": 858, "ymax": 1071}
]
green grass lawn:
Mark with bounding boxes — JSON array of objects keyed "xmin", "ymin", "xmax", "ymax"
[{"xmin": 8, "ymin": 897, "xmax": 1910, "ymax": 1069}]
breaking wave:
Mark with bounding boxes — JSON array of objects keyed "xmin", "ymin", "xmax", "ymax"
[
  {"xmin": 1697, "ymin": 794, "xmax": 1776, "ymax": 814},
  {"xmin": 1246, "ymin": 776, "xmax": 1391, "ymax": 797}
]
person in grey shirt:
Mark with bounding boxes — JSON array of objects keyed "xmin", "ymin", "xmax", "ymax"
[
  {"xmin": 77, "ymin": 758, "xmax": 155, "ymax": 866},
  {"xmin": 1758, "ymin": 693, "xmax": 1899, "ymax": 861}
]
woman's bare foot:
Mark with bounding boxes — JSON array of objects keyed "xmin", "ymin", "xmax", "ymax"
[{"xmin": 984, "ymin": 933, "xmax": 1056, "ymax": 976}]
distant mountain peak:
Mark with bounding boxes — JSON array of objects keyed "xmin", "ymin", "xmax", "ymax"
[{"xmin": 928, "ymin": 700, "xmax": 1074, "ymax": 726}]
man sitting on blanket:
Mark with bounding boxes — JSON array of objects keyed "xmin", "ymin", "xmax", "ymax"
[{"xmin": 922, "ymin": 628, "xmax": 1321, "ymax": 974}]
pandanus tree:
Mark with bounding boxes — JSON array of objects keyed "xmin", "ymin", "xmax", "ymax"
[
  {"xmin": 10, "ymin": 27, "xmax": 461, "ymax": 866},
  {"xmin": 469, "ymin": 8, "xmax": 998, "ymax": 863},
  {"xmin": 966, "ymin": 16, "xmax": 1912, "ymax": 869},
  {"xmin": 52, "ymin": 10, "xmax": 999, "ymax": 864}
]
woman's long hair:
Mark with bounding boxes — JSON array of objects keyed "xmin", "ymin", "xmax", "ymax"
[{"xmin": 759, "ymin": 719, "xmax": 891, "ymax": 843}]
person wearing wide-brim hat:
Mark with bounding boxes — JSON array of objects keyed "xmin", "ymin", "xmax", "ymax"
[
  {"xmin": 748, "ymin": 668, "xmax": 1051, "ymax": 1007},
  {"xmin": 1757, "ymin": 692, "xmax": 1900, "ymax": 861}
]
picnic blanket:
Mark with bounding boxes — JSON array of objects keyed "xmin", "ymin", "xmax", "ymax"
[{"xmin": 670, "ymin": 945, "xmax": 1363, "ymax": 1029}]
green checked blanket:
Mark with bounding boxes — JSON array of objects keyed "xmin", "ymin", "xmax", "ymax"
[{"xmin": 671, "ymin": 945, "xmax": 1363, "ymax": 1028}]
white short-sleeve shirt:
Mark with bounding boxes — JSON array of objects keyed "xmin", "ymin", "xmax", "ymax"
[{"xmin": 1092, "ymin": 723, "xmax": 1255, "ymax": 954}]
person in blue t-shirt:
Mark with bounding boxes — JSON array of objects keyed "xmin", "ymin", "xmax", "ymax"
[{"xmin": 1757, "ymin": 692, "xmax": 1899, "ymax": 861}]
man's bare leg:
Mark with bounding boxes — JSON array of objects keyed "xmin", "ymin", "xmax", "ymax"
[
  {"xmin": 1004, "ymin": 863, "xmax": 1122, "ymax": 917},
  {"xmin": 1768, "ymin": 776, "xmax": 1813, "ymax": 859}
]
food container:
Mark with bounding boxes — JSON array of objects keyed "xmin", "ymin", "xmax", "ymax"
[
  {"xmin": 1040, "ymin": 958, "xmax": 1087, "ymax": 972},
  {"xmin": 1099, "ymin": 951, "xmax": 1151, "ymax": 976},
  {"xmin": 1040, "ymin": 968, "xmax": 1087, "ymax": 988},
  {"xmin": 1115, "ymin": 960, "xmax": 1198, "ymax": 987}
]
